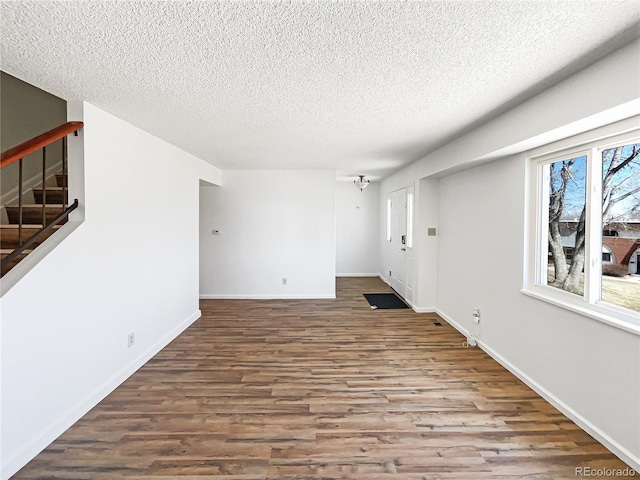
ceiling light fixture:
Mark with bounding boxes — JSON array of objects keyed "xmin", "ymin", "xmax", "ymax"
[{"xmin": 354, "ymin": 175, "xmax": 370, "ymax": 191}]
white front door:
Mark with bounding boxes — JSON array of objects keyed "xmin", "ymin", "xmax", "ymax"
[{"xmin": 389, "ymin": 188, "xmax": 407, "ymax": 296}]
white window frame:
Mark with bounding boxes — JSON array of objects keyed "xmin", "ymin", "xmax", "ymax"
[{"xmin": 523, "ymin": 117, "xmax": 640, "ymax": 336}]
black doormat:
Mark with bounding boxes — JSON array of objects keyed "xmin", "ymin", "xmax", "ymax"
[{"xmin": 363, "ymin": 293, "xmax": 410, "ymax": 310}]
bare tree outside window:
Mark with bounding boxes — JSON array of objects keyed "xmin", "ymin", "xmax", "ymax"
[
  {"xmin": 602, "ymin": 144, "xmax": 640, "ymax": 225},
  {"xmin": 546, "ymin": 155, "xmax": 586, "ymax": 295},
  {"xmin": 545, "ymin": 143, "xmax": 640, "ymax": 311}
]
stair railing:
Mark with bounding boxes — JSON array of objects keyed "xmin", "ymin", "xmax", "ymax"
[{"xmin": 1, "ymin": 121, "xmax": 83, "ymax": 274}]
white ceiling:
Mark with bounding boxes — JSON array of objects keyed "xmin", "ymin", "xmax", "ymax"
[{"xmin": 1, "ymin": 1, "xmax": 639, "ymax": 181}]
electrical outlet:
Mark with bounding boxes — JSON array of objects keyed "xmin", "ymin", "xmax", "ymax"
[
  {"xmin": 472, "ymin": 308, "xmax": 481, "ymax": 323},
  {"xmin": 127, "ymin": 332, "xmax": 135, "ymax": 348},
  {"xmin": 282, "ymin": 277, "xmax": 287, "ymax": 286}
]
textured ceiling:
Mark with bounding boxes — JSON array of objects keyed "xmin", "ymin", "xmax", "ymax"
[{"xmin": 1, "ymin": 1, "xmax": 639, "ymax": 180}]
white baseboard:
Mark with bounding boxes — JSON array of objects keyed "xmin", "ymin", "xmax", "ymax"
[
  {"xmin": 435, "ymin": 308, "xmax": 640, "ymax": 472},
  {"xmin": 1, "ymin": 310, "xmax": 201, "ymax": 480},
  {"xmin": 200, "ymin": 293, "xmax": 336, "ymax": 300},
  {"xmin": 413, "ymin": 307, "xmax": 437, "ymax": 313},
  {"xmin": 336, "ymin": 273, "xmax": 379, "ymax": 277},
  {"xmin": 435, "ymin": 308, "xmax": 470, "ymax": 338},
  {"xmin": 480, "ymin": 336, "xmax": 640, "ymax": 472}
]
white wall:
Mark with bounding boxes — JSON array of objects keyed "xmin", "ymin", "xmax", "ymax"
[
  {"xmin": 378, "ymin": 38, "xmax": 640, "ymax": 468},
  {"xmin": 0, "ymin": 102, "xmax": 221, "ymax": 479},
  {"xmin": 415, "ymin": 177, "xmax": 439, "ymax": 310},
  {"xmin": 199, "ymin": 170, "xmax": 336, "ymax": 299},
  {"xmin": 437, "ymin": 155, "xmax": 640, "ymax": 469},
  {"xmin": 335, "ymin": 181, "xmax": 379, "ymax": 276}
]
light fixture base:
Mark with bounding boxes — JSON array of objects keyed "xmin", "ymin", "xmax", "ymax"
[{"xmin": 354, "ymin": 175, "xmax": 370, "ymax": 191}]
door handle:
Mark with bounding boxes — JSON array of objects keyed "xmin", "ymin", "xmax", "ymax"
[{"xmin": 401, "ymin": 235, "xmax": 406, "ymax": 245}]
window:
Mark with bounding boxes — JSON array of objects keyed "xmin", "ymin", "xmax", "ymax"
[
  {"xmin": 406, "ymin": 192, "xmax": 414, "ymax": 248},
  {"xmin": 526, "ymin": 120, "xmax": 640, "ymax": 333},
  {"xmin": 601, "ymin": 247, "xmax": 613, "ymax": 263}
]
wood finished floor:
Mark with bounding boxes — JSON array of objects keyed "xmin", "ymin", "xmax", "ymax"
[{"xmin": 14, "ymin": 277, "xmax": 631, "ymax": 479}]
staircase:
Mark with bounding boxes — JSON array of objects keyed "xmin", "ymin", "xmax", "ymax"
[
  {"xmin": 1, "ymin": 173, "xmax": 68, "ymax": 276},
  {"xmin": 0, "ymin": 122, "xmax": 82, "ymax": 278}
]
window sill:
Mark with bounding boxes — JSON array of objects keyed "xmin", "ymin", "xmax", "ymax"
[{"xmin": 521, "ymin": 286, "xmax": 640, "ymax": 336}]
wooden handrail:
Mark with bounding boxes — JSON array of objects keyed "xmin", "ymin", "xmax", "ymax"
[{"xmin": 1, "ymin": 121, "xmax": 83, "ymax": 169}]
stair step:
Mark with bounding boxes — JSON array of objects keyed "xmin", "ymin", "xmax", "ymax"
[
  {"xmin": 0, "ymin": 224, "xmax": 61, "ymax": 249},
  {"xmin": 33, "ymin": 187, "xmax": 68, "ymax": 204},
  {"xmin": 1, "ymin": 248, "xmax": 34, "ymax": 255},
  {"xmin": 5, "ymin": 205, "xmax": 69, "ymax": 225},
  {"xmin": 55, "ymin": 174, "xmax": 68, "ymax": 187}
]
